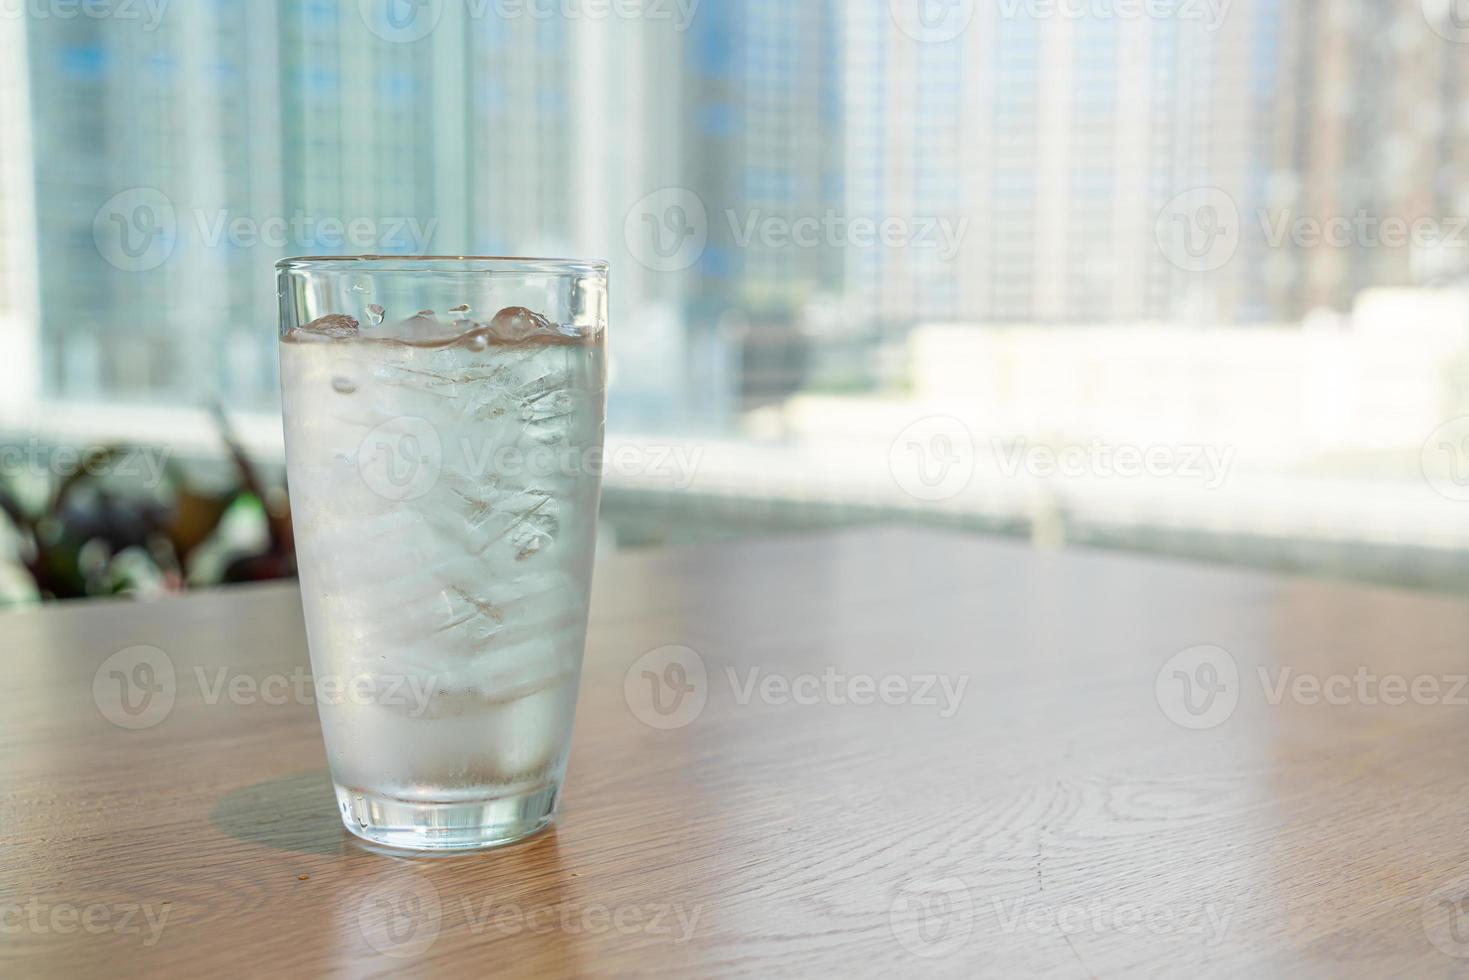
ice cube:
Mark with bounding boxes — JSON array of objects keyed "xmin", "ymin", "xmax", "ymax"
[
  {"xmin": 487, "ymin": 306, "xmax": 555, "ymax": 342},
  {"xmin": 290, "ymin": 313, "xmax": 360, "ymax": 340}
]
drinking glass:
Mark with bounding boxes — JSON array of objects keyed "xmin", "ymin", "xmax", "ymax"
[{"xmin": 277, "ymin": 255, "xmax": 607, "ymax": 850}]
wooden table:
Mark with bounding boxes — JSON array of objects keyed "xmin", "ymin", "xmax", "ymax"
[{"xmin": 5, "ymin": 527, "xmax": 1469, "ymax": 977}]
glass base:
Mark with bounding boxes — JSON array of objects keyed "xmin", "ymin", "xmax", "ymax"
[{"xmin": 334, "ymin": 781, "xmax": 559, "ymax": 852}]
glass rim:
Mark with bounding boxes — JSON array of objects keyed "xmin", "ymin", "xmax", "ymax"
[{"xmin": 276, "ymin": 254, "xmax": 609, "ymax": 276}]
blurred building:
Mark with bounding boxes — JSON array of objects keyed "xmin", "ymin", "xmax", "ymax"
[
  {"xmin": 0, "ymin": 14, "xmax": 39, "ymax": 416},
  {"xmin": 13, "ymin": 0, "xmax": 1469, "ymax": 426},
  {"xmin": 682, "ymin": 0, "xmax": 842, "ymax": 418},
  {"xmin": 1261, "ymin": 0, "xmax": 1469, "ymax": 316},
  {"xmin": 844, "ymin": 2, "xmax": 1266, "ymax": 327}
]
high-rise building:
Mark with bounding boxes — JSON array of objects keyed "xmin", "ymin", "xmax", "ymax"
[
  {"xmin": 0, "ymin": 13, "xmax": 39, "ymax": 416},
  {"xmin": 26, "ymin": 3, "xmax": 283, "ymax": 408},
  {"xmin": 569, "ymin": 13, "xmax": 689, "ymax": 426},
  {"xmin": 683, "ymin": 0, "xmax": 842, "ymax": 413},
  {"xmin": 21, "ymin": 1, "xmax": 706, "ymax": 419},
  {"xmin": 846, "ymin": 3, "xmax": 1238, "ymax": 327},
  {"xmin": 1261, "ymin": 0, "xmax": 1469, "ymax": 316}
]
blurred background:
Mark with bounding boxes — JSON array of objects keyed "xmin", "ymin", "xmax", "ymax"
[{"xmin": 4, "ymin": 0, "xmax": 1469, "ymax": 603}]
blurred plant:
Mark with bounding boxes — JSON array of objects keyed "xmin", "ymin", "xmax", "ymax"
[{"xmin": 0, "ymin": 411, "xmax": 294, "ymax": 603}]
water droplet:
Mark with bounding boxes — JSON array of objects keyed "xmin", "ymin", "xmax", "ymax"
[
  {"xmin": 466, "ymin": 333, "xmax": 488, "ymax": 351},
  {"xmin": 450, "ymin": 303, "xmax": 470, "ymax": 313},
  {"xmin": 350, "ymin": 283, "xmax": 368, "ymax": 293},
  {"xmin": 332, "ymin": 376, "xmax": 357, "ymax": 394},
  {"xmin": 365, "ymin": 304, "xmax": 385, "ymax": 325}
]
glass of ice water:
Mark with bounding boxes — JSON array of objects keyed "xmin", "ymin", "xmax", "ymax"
[{"xmin": 277, "ymin": 256, "xmax": 607, "ymax": 851}]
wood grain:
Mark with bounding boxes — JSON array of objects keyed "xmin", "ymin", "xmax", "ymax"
[{"xmin": 4, "ymin": 527, "xmax": 1469, "ymax": 977}]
